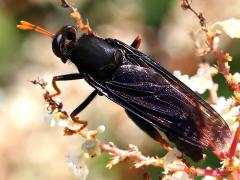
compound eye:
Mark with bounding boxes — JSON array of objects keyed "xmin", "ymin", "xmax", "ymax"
[
  {"xmin": 52, "ymin": 33, "xmax": 63, "ymax": 58},
  {"xmin": 64, "ymin": 26, "xmax": 77, "ymax": 40},
  {"xmin": 52, "ymin": 25, "xmax": 77, "ymax": 62},
  {"xmin": 56, "ymin": 34, "xmax": 63, "ymax": 45},
  {"xmin": 66, "ymin": 30, "xmax": 76, "ymax": 40}
]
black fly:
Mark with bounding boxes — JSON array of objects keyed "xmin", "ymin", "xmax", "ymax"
[{"xmin": 17, "ymin": 4, "xmax": 231, "ymax": 161}]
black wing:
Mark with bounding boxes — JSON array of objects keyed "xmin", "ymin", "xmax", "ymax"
[
  {"xmin": 105, "ymin": 38, "xmax": 231, "ymax": 149},
  {"xmin": 108, "ymin": 65, "xmax": 230, "ymax": 146},
  {"xmin": 85, "ymin": 38, "xmax": 231, "ymax": 160}
]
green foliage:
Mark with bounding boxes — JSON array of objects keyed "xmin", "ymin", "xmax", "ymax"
[
  {"xmin": 0, "ymin": 10, "xmax": 20, "ymax": 77},
  {"xmin": 140, "ymin": 0, "xmax": 174, "ymax": 29}
]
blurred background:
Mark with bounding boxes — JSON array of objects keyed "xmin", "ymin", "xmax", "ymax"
[{"xmin": 1, "ymin": 0, "xmax": 240, "ymax": 179}]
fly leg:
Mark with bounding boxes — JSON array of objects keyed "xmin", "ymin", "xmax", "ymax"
[
  {"xmin": 49, "ymin": 73, "xmax": 97, "ymax": 114},
  {"xmin": 70, "ymin": 90, "xmax": 98, "ymax": 118},
  {"xmin": 49, "ymin": 73, "xmax": 85, "ymax": 124},
  {"xmin": 50, "ymin": 73, "xmax": 84, "ymax": 97},
  {"xmin": 126, "ymin": 110, "xmax": 172, "ymax": 151},
  {"xmin": 49, "ymin": 73, "xmax": 98, "ymax": 129},
  {"xmin": 131, "ymin": 35, "xmax": 142, "ymax": 49},
  {"xmin": 129, "ymin": 36, "xmax": 149, "ymax": 67},
  {"xmin": 69, "ymin": 90, "xmax": 98, "ymax": 129}
]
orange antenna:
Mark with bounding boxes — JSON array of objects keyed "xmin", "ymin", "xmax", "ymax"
[{"xmin": 17, "ymin": 21, "xmax": 55, "ymax": 38}]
